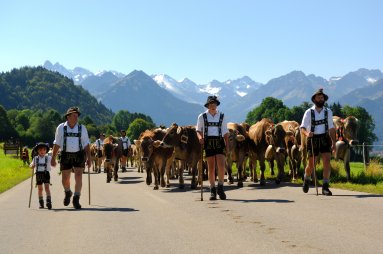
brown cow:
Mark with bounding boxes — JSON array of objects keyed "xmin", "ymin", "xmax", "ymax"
[
  {"xmin": 160, "ymin": 124, "xmax": 202, "ymax": 189},
  {"xmin": 280, "ymin": 120, "xmax": 300, "ymax": 180},
  {"xmin": 140, "ymin": 129, "xmax": 174, "ymax": 190},
  {"xmin": 226, "ymin": 122, "xmax": 249, "ymax": 187},
  {"xmin": 102, "ymin": 136, "xmax": 120, "ymax": 182},
  {"xmin": 90, "ymin": 143, "xmax": 100, "ymax": 173},
  {"xmin": 333, "ymin": 116, "xmax": 359, "ymax": 181},
  {"xmin": 249, "ymin": 119, "xmax": 288, "ymax": 185}
]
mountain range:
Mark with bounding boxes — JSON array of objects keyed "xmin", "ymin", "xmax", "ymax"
[{"xmin": 42, "ymin": 61, "xmax": 383, "ymax": 144}]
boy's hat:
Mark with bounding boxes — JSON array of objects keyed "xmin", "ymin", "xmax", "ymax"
[
  {"xmin": 65, "ymin": 107, "xmax": 81, "ymax": 117},
  {"xmin": 34, "ymin": 142, "xmax": 49, "ymax": 152},
  {"xmin": 204, "ymin": 95, "xmax": 220, "ymax": 108}
]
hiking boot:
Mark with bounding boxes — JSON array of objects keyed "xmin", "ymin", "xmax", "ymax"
[
  {"xmin": 322, "ymin": 183, "xmax": 333, "ymax": 196},
  {"xmin": 217, "ymin": 184, "xmax": 227, "ymax": 200},
  {"xmin": 210, "ymin": 187, "xmax": 217, "ymax": 200},
  {"xmin": 63, "ymin": 190, "xmax": 73, "ymax": 206},
  {"xmin": 72, "ymin": 195, "xmax": 82, "ymax": 209},
  {"xmin": 302, "ymin": 179, "xmax": 310, "ymax": 193},
  {"xmin": 39, "ymin": 199, "xmax": 44, "ymax": 209},
  {"xmin": 46, "ymin": 197, "xmax": 52, "ymax": 210}
]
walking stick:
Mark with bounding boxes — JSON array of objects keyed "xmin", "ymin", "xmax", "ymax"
[
  {"xmin": 200, "ymin": 144, "xmax": 204, "ymax": 201},
  {"xmin": 310, "ymin": 139, "xmax": 319, "ymax": 196},
  {"xmin": 28, "ymin": 168, "xmax": 34, "ymax": 208},
  {"xmin": 88, "ymin": 164, "xmax": 91, "ymax": 205}
]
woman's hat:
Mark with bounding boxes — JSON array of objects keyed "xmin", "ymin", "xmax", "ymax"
[
  {"xmin": 204, "ymin": 95, "xmax": 220, "ymax": 108},
  {"xmin": 34, "ymin": 142, "xmax": 49, "ymax": 152},
  {"xmin": 65, "ymin": 106, "xmax": 81, "ymax": 117},
  {"xmin": 311, "ymin": 88, "xmax": 328, "ymax": 103}
]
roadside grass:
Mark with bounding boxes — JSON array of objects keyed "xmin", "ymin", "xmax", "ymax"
[
  {"xmin": 0, "ymin": 145, "xmax": 32, "ymax": 194},
  {"xmin": 231, "ymin": 159, "xmax": 383, "ymax": 195}
]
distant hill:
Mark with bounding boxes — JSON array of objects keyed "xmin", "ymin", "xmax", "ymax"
[
  {"xmin": 0, "ymin": 67, "xmax": 114, "ymax": 125},
  {"xmin": 98, "ymin": 70, "xmax": 204, "ymax": 126}
]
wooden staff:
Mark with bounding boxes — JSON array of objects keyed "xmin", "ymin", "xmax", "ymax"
[
  {"xmin": 88, "ymin": 164, "xmax": 91, "ymax": 205},
  {"xmin": 200, "ymin": 144, "xmax": 204, "ymax": 201},
  {"xmin": 28, "ymin": 168, "xmax": 34, "ymax": 208},
  {"xmin": 311, "ymin": 139, "xmax": 319, "ymax": 196}
]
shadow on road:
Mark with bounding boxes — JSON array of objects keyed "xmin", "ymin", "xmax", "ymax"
[
  {"xmin": 117, "ymin": 176, "xmax": 144, "ymax": 184},
  {"xmin": 52, "ymin": 205, "xmax": 139, "ymax": 212},
  {"xmin": 332, "ymin": 194, "xmax": 383, "ymax": 198},
  {"xmin": 227, "ymin": 198, "xmax": 295, "ymax": 203}
]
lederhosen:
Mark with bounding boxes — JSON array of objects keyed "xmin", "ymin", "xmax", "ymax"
[
  {"xmin": 307, "ymin": 108, "xmax": 332, "ymax": 157},
  {"xmin": 60, "ymin": 124, "xmax": 86, "ymax": 170},
  {"xmin": 121, "ymin": 137, "xmax": 129, "ymax": 157},
  {"xmin": 35, "ymin": 156, "xmax": 50, "ymax": 185},
  {"xmin": 96, "ymin": 139, "xmax": 103, "ymax": 158},
  {"xmin": 203, "ymin": 113, "xmax": 226, "ymax": 157}
]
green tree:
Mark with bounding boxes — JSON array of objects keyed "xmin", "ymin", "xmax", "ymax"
[
  {"xmin": 0, "ymin": 105, "xmax": 18, "ymax": 141},
  {"xmin": 127, "ymin": 118, "xmax": 155, "ymax": 140},
  {"xmin": 246, "ymin": 97, "xmax": 289, "ymax": 124},
  {"xmin": 330, "ymin": 102, "xmax": 344, "ymax": 118}
]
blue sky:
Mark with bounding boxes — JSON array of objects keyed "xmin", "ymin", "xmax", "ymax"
[{"xmin": 1, "ymin": 0, "xmax": 382, "ymax": 84}]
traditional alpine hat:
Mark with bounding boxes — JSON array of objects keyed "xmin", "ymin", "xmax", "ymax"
[
  {"xmin": 311, "ymin": 88, "xmax": 328, "ymax": 103},
  {"xmin": 65, "ymin": 106, "xmax": 81, "ymax": 117},
  {"xmin": 204, "ymin": 95, "xmax": 220, "ymax": 108},
  {"xmin": 34, "ymin": 142, "xmax": 50, "ymax": 152}
]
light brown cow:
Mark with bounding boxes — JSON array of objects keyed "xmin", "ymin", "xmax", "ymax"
[
  {"xmin": 333, "ymin": 116, "xmax": 359, "ymax": 181},
  {"xmin": 249, "ymin": 119, "xmax": 288, "ymax": 185},
  {"xmin": 140, "ymin": 129, "xmax": 174, "ymax": 190},
  {"xmin": 160, "ymin": 124, "xmax": 202, "ymax": 189},
  {"xmin": 226, "ymin": 122, "xmax": 249, "ymax": 187},
  {"xmin": 280, "ymin": 120, "xmax": 300, "ymax": 180}
]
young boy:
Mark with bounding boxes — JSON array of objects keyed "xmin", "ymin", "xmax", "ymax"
[{"xmin": 30, "ymin": 142, "xmax": 53, "ymax": 209}]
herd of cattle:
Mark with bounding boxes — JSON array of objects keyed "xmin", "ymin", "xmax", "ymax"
[{"xmin": 89, "ymin": 116, "xmax": 359, "ymax": 189}]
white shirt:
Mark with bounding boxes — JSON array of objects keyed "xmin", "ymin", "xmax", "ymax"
[
  {"xmin": 300, "ymin": 106, "xmax": 334, "ymax": 135},
  {"xmin": 53, "ymin": 122, "xmax": 90, "ymax": 152},
  {"xmin": 95, "ymin": 139, "xmax": 104, "ymax": 150},
  {"xmin": 120, "ymin": 136, "xmax": 131, "ymax": 150},
  {"xmin": 30, "ymin": 155, "xmax": 52, "ymax": 172},
  {"xmin": 196, "ymin": 110, "xmax": 229, "ymax": 137}
]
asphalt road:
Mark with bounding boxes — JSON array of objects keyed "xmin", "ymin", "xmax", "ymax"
[{"xmin": 1, "ymin": 166, "xmax": 382, "ymax": 254}]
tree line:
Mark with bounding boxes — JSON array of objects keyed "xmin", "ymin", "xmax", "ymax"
[{"xmin": 0, "ymin": 105, "xmax": 155, "ymax": 147}]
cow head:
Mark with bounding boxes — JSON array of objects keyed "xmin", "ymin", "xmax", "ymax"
[
  {"xmin": 265, "ymin": 124, "xmax": 287, "ymax": 154},
  {"xmin": 140, "ymin": 136, "xmax": 154, "ymax": 162},
  {"xmin": 343, "ymin": 116, "xmax": 359, "ymax": 146},
  {"xmin": 161, "ymin": 123, "xmax": 181, "ymax": 148}
]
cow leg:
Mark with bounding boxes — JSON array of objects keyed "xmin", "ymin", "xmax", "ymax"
[
  {"xmin": 344, "ymin": 149, "xmax": 351, "ymax": 181},
  {"xmin": 269, "ymin": 159, "xmax": 275, "ymax": 176},
  {"xmin": 275, "ymin": 153, "xmax": 285, "ymax": 185},
  {"xmin": 237, "ymin": 162, "xmax": 243, "ymax": 188},
  {"xmin": 259, "ymin": 158, "xmax": 266, "ymax": 186},
  {"xmin": 160, "ymin": 163, "xmax": 166, "ymax": 188},
  {"xmin": 114, "ymin": 161, "xmax": 119, "ymax": 181},
  {"xmin": 153, "ymin": 166, "xmax": 159, "ymax": 190},
  {"xmin": 178, "ymin": 164, "xmax": 185, "ymax": 189},
  {"xmin": 190, "ymin": 165, "xmax": 197, "ymax": 189},
  {"xmin": 226, "ymin": 159, "xmax": 234, "ymax": 185}
]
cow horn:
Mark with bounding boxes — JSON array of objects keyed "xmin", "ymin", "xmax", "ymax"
[{"xmin": 177, "ymin": 126, "xmax": 182, "ymax": 134}]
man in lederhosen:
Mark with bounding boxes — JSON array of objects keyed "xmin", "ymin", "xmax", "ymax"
[
  {"xmin": 51, "ymin": 107, "xmax": 91, "ymax": 209},
  {"xmin": 300, "ymin": 89, "xmax": 336, "ymax": 196},
  {"xmin": 120, "ymin": 130, "xmax": 131, "ymax": 172},
  {"xmin": 196, "ymin": 96, "xmax": 229, "ymax": 200}
]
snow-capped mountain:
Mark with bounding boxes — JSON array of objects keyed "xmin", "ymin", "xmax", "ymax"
[
  {"xmin": 152, "ymin": 74, "xmax": 263, "ymax": 105},
  {"xmin": 43, "ymin": 60, "xmax": 125, "ymax": 84}
]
